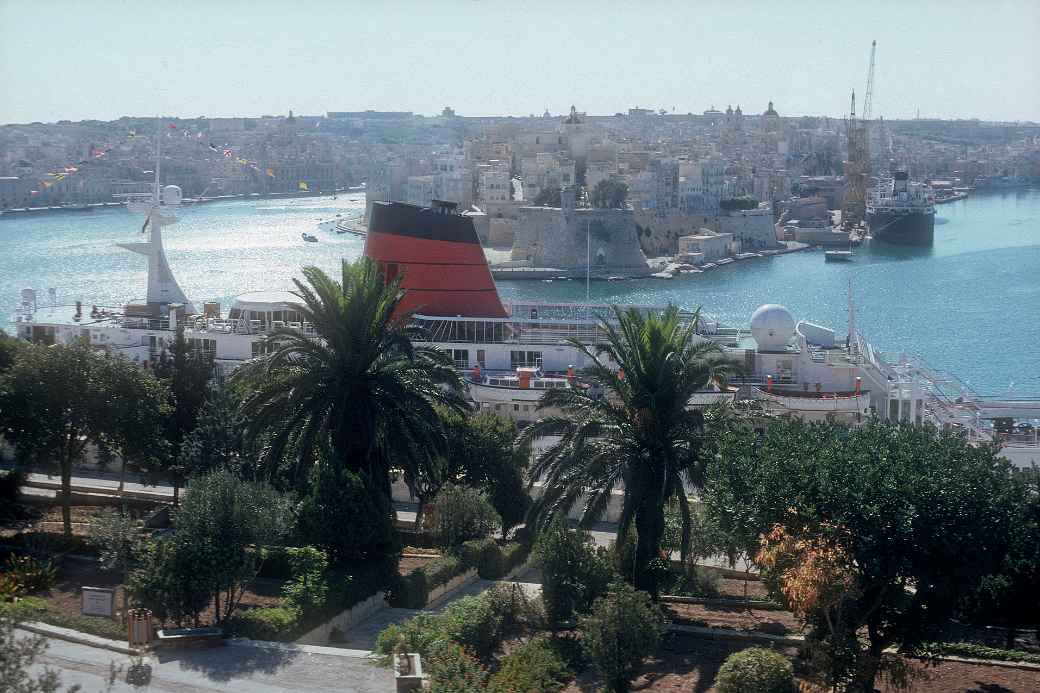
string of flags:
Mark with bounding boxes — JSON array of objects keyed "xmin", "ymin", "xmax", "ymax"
[{"xmin": 30, "ymin": 123, "xmax": 306, "ymax": 197}]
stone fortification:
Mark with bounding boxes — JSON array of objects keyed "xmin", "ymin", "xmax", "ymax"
[
  {"xmin": 717, "ymin": 208, "xmax": 782, "ymax": 249},
  {"xmin": 633, "ymin": 207, "xmax": 781, "ymax": 257},
  {"xmin": 509, "ymin": 206, "xmax": 649, "ymax": 275}
]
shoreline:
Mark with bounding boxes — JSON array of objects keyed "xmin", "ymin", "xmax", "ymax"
[{"xmin": 0, "ymin": 189, "xmax": 364, "ymax": 219}]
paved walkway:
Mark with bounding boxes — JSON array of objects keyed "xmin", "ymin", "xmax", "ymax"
[{"xmin": 23, "ymin": 629, "xmax": 393, "ymax": 692}]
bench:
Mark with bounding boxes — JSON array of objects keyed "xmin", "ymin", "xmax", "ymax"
[{"xmin": 156, "ymin": 627, "xmax": 225, "ymax": 649}]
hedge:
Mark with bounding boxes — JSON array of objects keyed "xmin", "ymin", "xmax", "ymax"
[
  {"xmin": 459, "ymin": 539, "xmax": 529, "ymax": 581},
  {"xmin": 389, "ymin": 554, "xmax": 467, "ymax": 609},
  {"xmin": 921, "ymin": 642, "xmax": 1040, "ymax": 666},
  {"xmin": 0, "ymin": 595, "xmax": 126, "ymax": 641},
  {"xmin": 225, "ymin": 606, "xmax": 300, "ymax": 641}
]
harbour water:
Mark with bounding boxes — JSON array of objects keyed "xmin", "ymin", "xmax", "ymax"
[{"xmin": 1, "ymin": 190, "xmax": 1038, "ymax": 396}]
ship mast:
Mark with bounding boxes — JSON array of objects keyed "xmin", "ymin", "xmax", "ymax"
[{"xmin": 116, "ymin": 124, "xmax": 196, "ymax": 314}]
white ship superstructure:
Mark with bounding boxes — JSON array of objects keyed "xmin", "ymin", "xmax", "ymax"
[{"xmin": 10, "ymin": 189, "xmax": 1038, "ymax": 468}]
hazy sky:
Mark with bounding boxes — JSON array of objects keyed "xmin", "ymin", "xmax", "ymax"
[{"xmin": 1, "ymin": 0, "xmax": 1037, "ymax": 124}]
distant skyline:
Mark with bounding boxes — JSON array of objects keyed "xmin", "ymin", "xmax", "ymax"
[{"xmin": 1, "ymin": 0, "xmax": 1038, "ymax": 125}]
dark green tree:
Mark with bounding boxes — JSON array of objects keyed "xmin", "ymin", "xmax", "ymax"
[
  {"xmin": 0, "ymin": 343, "xmax": 169, "ymax": 535},
  {"xmin": 234, "ymin": 258, "xmax": 467, "ymax": 546},
  {"xmin": 579, "ymin": 581, "xmax": 664, "ymax": 693},
  {"xmin": 590, "ymin": 179, "xmax": 629, "ymax": 209},
  {"xmin": 176, "ymin": 380, "xmax": 248, "ymax": 479},
  {"xmin": 520, "ymin": 305, "xmax": 731, "ymax": 597},
  {"xmin": 409, "ymin": 409, "xmax": 529, "ymax": 536},
  {"xmin": 710, "ymin": 419, "xmax": 1025, "ymax": 691},
  {"xmin": 152, "ymin": 332, "xmax": 214, "ymax": 504},
  {"xmin": 0, "ymin": 330, "xmax": 25, "ymax": 374},
  {"xmin": 130, "ymin": 470, "xmax": 292, "ymax": 625}
]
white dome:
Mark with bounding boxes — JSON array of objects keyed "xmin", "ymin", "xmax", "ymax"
[{"xmin": 750, "ymin": 304, "xmax": 795, "ymax": 352}]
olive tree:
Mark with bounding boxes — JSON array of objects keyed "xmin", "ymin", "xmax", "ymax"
[{"xmin": 0, "ymin": 343, "xmax": 169, "ymax": 535}]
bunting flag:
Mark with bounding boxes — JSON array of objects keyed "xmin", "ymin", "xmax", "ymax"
[
  {"xmin": 266, "ymin": 168, "xmax": 275, "ymax": 178},
  {"xmin": 40, "ymin": 180, "xmax": 52, "ymax": 188},
  {"xmin": 236, "ymin": 158, "xmax": 248, "ymax": 165},
  {"xmin": 168, "ymin": 122, "xmax": 178, "ymax": 130},
  {"xmin": 223, "ymin": 149, "xmax": 233, "ymax": 158},
  {"xmin": 128, "ymin": 129, "xmax": 138, "ymax": 138},
  {"xmin": 30, "ymin": 190, "xmax": 40, "ymax": 196},
  {"xmin": 64, "ymin": 166, "xmax": 78, "ymax": 173},
  {"xmin": 298, "ymin": 181, "xmax": 309, "ymax": 191}
]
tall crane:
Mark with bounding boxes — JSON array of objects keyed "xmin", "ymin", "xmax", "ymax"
[{"xmin": 840, "ymin": 41, "xmax": 877, "ymax": 231}]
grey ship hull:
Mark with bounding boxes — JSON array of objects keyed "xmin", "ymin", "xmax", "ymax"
[{"xmin": 867, "ymin": 209, "xmax": 935, "ymax": 245}]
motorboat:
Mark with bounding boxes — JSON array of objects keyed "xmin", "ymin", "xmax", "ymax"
[{"xmin": 301, "ymin": 232, "xmax": 318, "ymax": 243}]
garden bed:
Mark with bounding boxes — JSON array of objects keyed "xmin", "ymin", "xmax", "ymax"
[
  {"xmin": 664, "ymin": 601, "xmax": 804, "ymax": 635},
  {"xmin": 561, "ymin": 636, "xmax": 1040, "ymax": 692}
]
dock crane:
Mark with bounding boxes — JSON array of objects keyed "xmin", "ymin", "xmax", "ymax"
[{"xmin": 841, "ymin": 40, "xmax": 877, "ymax": 231}]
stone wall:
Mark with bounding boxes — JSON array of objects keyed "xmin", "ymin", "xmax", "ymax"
[
  {"xmin": 632, "ymin": 209, "xmax": 718, "ymax": 258},
  {"xmin": 510, "ymin": 206, "xmax": 649, "ymax": 275},
  {"xmin": 717, "ymin": 208, "xmax": 782, "ymax": 249}
]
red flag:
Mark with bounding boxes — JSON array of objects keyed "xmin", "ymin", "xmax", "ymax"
[
  {"xmin": 223, "ymin": 149, "xmax": 233, "ymax": 158},
  {"xmin": 168, "ymin": 122, "xmax": 178, "ymax": 130}
]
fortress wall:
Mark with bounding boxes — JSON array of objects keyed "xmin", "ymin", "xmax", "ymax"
[{"xmin": 511, "ymin": 206, "xmax": 649, "ymax": 274}]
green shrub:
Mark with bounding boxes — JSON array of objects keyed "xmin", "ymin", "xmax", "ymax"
[
  {"xmin": 535, "ymin": 520, "xmax": 614, "ymax": 627},
  {"xmin": 430, "ymin": 484, "xmax": 501, "ymax": 549},
  {"xmin": 483, "ymin": 582, "xmax": 543, "ymax": 639},
  {"xmin": 439, "ymin": 594, "xmax": 504, "ymax": 661},
  {"xmin": 714, "ymin": 647, "xmax": 796, "ymax": 693},
  {"xmin": 279, "ymin": 546, "xmax": 329, "ymax": 618},
  {"xmin": 3, "ymin": 554, "xmax": 57, "ymax": 593},
  {"xmin": 579, "ymin": 582, "xmax": 664, "ymax": 693},
  {"xmin": 920, "ymin": 641, "xmax": 1040, "ymax": 665},
  {"xmin": 427, "ymin": 641, "xmax": 488, "ymax": 693},
  {"xmin": 225, "ymin": 606, "xmax": 301, "ymax": 641},
  {"xmin": 663, "ymin": 565, "xmax": 723, "ymax": 598},
  {"xmin": 486, "ymin": 637, "xmax": 573, "ymax": 693},
  {"xmin": 501, "ymin": 542, "xmax": 529, "ymax": 574},
  {"xmin": 374, "ymin": 613, "xmax": 448, "ymax": 661}
]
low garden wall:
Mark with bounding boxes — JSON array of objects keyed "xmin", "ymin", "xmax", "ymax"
[{"xmin": 295, "ymin": 590, "xmax": 388, "ymax": 645}]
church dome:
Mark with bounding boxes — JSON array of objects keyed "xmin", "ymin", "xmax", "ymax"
[
  {"xmin": 750, "ymin": 304, "xmax": 795, "ymax": 351},
  {"xmin": 764, "ymin": 101, "xmax": 779, "ymax": 117}
]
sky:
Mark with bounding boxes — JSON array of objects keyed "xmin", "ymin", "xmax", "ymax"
[{"xmin": 1, "ymin": 0, "xmax": 1038, "ymax": 124}]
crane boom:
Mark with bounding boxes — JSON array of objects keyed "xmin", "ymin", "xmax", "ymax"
[{"xmin": 863, "ymin": 40, "xmax": 877, "ymax": 121}]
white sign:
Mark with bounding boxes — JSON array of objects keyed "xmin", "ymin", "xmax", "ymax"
[{"xmin": 81, "ymin": 587, "xmax": 115, "ymax": 618}]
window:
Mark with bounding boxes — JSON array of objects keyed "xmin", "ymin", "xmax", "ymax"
[
  {"xmin": 510, "ymin": 350, "xmax": 542, "ymax": 369},
  {"xmin": 476, "ymin": 349, "xmax": 486, "ymax": 367},
  {"xmin": 451, "ymin": 348, "xmax": 469, "ymax": 369}
]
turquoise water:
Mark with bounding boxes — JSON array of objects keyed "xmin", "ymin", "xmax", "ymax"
[{"xmin": 2, "ymin": 190, "xmax": 1038, "ymax": 396}]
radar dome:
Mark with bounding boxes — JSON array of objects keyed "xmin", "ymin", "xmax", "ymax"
[
  {"xmin": 750, "ymin": 304, "xmax": 795, "ymax": 351},
  {"xmin": 162, "ymin": 185, "xmax": 182, "ymax": 205}
]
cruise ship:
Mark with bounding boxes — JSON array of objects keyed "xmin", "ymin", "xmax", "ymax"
[
  {"xmin": 9, "ymin": 178, "xmax": 1038, "ymax": 467},
  {"xmin": 866, "ymin": 171, "xmax": 936, "ymax": 245}
]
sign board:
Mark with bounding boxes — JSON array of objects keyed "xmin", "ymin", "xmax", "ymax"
[{"xmin": 81, "ymin": 586, "xmax": 115, "ymax": 618}]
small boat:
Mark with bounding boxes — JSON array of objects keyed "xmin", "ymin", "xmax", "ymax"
[
  {"xmin": 716, "ymin": 258, "xmax": 734, "ymax": 266},
  {"xmin": 317, "ymin": 214, "xmax": 342, "ymax": 233},
  {"xmin": 701, "ymin": 262, "xmax": 717, "ymax": 270},
  {"xmin": 301, "ymin": 232, "xmax": 318, "ymax": 243},
  {"xmin": 825, "ymin": 249, "xmax": 854, "ymax": 262},
  {"xmin": 335, "ymin": 220, "xmax": 367, "ymax": 237}
]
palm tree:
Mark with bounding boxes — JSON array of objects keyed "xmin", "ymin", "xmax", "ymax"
[
  {"xmin": 520, "ymin": 305, "xmax": 732, "ymax": 597},
  {"xmin": 233, "ymin": 257, "xmax": 467, "ymax": 506}
]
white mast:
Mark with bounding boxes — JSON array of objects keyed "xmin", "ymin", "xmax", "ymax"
[
  {"xmin": 847, "ymin": 274, "xmax": 857, "ymax": 354},
  {"xmin": 586, "ymin": 219, "xmax": 591, "ymax": 302},
  {"xmin": 117, "ymin": 126, "xmax": 197, "ymax": 314}
]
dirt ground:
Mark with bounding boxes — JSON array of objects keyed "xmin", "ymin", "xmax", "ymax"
[
  {"xmin": 33, "ymin": 555, "xmax": 285, "ymax": 626},
  {"xmin": 714, "ymin": 575, "xmax": 769, "ymax": 600},
  {"xmin": 665, "ymin": 601, "xmax": 805, "ymax": 636},
  {"xmin": 398, "ymin": 555, "xmax": 438, "ymax": 574},
  {"xmin": 563, "ymin": 636, "xmax": 1040, "ymax": 692}
]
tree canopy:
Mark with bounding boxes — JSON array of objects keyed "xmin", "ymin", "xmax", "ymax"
[
  {"xmin": 0, "ymin": 342, "xmax": 169, "ymax": 535},
  {"xmin": 590, "ymin": 179, "xmax": 629, "ymax": 209},
  {"xmin": 708, "ymin": 419, "xmax": 1025, "ymax": 690},
  {"xmin": 520, "ymin": 305, "xmax": 731, "ymax": 597}
]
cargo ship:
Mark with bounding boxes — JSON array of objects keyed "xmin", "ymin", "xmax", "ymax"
[{"xmin": 866, "ymin": 171, "xmax": 935, "ymax": 245}]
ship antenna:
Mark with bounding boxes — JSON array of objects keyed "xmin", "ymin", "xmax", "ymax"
[
  {"xmin": 848, "ymin": 274, "xmax": 857, "ymax": 355},
  {"xmin": 154, "ymin": 118, "xmax": 161, "ymax": 204},
  {"xmin": 586, "ymin": 219, "xmax": 591, "ymax": 302}
]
